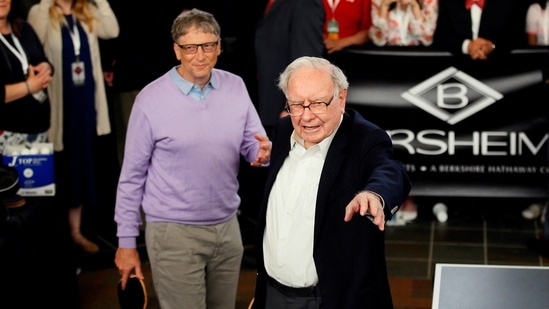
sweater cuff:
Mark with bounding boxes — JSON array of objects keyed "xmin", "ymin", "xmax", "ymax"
[{"xmin": 118, "ymin": 237, "xmax": 137, "ymax": 248}]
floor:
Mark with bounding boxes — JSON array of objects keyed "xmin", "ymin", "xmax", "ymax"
[{"xmin": 75, "ymin": 196, "xmax": 548, "ymax": 309}]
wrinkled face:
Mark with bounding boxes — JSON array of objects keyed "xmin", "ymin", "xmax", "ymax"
[
  {"xmin": 287, "ymin": 67, "xmax": 346, "ymax": 148},
  {"xmin": 173, "ymin": 26, "xmax": 221, "ymax": 88}
]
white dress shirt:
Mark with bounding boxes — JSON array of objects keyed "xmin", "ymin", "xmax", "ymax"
[
  {"xmin": 263, "ymin": 121, "xmax": 340, "ymax": 288},
  {"xmin": 462, "ymin": 4, "xmax": 483, "ymax": 54}
]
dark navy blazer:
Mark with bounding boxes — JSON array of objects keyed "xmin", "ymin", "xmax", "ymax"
[{"xmin": 253, "ymin": 108, "xmax": 412, "ymax": 309}]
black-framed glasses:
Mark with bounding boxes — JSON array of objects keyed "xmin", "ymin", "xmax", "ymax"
[
  {"xmin": 175, "ymin": 40, "xmax": 219, "ymax": 54},
  {"xmin": 285, "ymin": 95, "xmax": 335, "ymax": 116}
]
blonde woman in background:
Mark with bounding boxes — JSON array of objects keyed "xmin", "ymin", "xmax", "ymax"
[
  {"xmin": 370, "ymin": 0, "xmax": 438, "ymax": 46},
  {"xmin": 27, "ymin": 0, "xmax": 118, "ymax": 253}
]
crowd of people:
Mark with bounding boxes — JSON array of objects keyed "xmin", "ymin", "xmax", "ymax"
[{"xmin": 2, "ymin": 0, "xmax": 549, "ymax": 308}]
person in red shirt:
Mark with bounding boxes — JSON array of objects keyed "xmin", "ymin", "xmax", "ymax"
[{"xmin": 322, "ymin": 0, "xmax": 372, "ymax": 55}]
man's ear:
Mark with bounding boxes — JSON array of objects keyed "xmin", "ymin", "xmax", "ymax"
[
  {"xmin": 173, "ymin": 43, "xmax": 181, "ymax": 61},
  {"xmin": 339, "ymin": 88, "xmax": 348, "ymax": 112}
]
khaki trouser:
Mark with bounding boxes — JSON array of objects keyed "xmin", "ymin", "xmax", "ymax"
[{"xmin": 146, "ymin": 216, "xmax": 244, "ymax": 309}]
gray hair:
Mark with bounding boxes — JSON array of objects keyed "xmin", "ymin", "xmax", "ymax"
[
  {"xmin": 171, "ymin": 9, "xmax": 221, "ymax": 43},
  {"xmin": 278, "ymin": 56, "xmax": 349, "ymax": 98}
]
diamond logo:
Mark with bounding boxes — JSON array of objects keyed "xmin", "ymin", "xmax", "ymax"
[{"xmin": 401, "ymin": 67, "xmax": 503, "ymax": 125}]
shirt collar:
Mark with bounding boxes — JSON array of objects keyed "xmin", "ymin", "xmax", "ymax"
[
  {"xmin": 289, "ymin": 114, "xmax": 343, "ymax": 157},
  {"xmin": 169, "ymin": 66, "xmax": 217, "ymax": 95}
]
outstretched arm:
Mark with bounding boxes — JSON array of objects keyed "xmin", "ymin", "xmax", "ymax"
[{"xmin": 344, "ymin": 191, "xmax": 386, "ymax": 231}]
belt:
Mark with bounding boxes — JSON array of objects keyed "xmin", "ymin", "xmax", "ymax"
[{"xmin": 268, "ymin": 277, "xmax": 319, "ymax": 298}]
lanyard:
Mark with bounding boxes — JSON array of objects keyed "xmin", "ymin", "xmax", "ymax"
[
  {"xmin": 326, "ymin": 0, "xmax": 341, "ymax": 17},
  {"xmin": 0, "ymin": 25, "xmax": 29, "ymax": 75},
  {"xmin": 62, "ymin": 14, "xmax": 81, "ymax": 58}
]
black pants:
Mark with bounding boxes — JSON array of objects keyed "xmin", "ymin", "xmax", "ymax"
[{"xmin": 265, "ymin": 278, "xmax": 322, "ymax": 309}]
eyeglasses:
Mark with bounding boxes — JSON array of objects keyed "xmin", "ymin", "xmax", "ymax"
[
  {"xmin": 175, "ymin": 41, "xmax": 219, "ymax": 54},
  {"xmin": 285, "ymin": 95, "xmax": 335, "ymax": 116}
]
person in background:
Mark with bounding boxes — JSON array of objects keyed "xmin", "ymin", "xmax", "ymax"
[
  {"xmin": 369, "ymin": 0, "xmax": 438, "ymax": 47},
  {"xmin": 526, "ymin": 1, "xmax": 549, "ymax": 46},
  {"xmin": 322, "ymin": 0, "xmax": 371, "ymax": 55},
  {"xmin": 114, "ymin": 9, "xmax": 271, "ymax": 309},
  {"xmin": 252, "ymin": 56, "xmax": 411, "ymax": 309},
  {"xmin": 433, "ymin": 0, "xmax": 529, "ymax": 60},
  {"xmin": 1, "ymin": 1, "xmax": 81, "ymax": 306},
  {"xmin": 255, "ymin": 0, "xmax": 325, "ymax": 136},
  {"xmin": 513, "ymin": 0, "xmax": 547, "ymax": 222},
  {"xmin": 1, "ymin": 0, "xmax": 52, "ymax": 156},
  {"xmin": 98, "ymin": 0, "xmax": 176, "ymax": 167},
  {"xmin": 27, "ymin": 0, "xmax": 119, "ymax": 253}
]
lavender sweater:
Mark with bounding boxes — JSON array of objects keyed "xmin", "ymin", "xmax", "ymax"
[{"xmin": 115, "ymin": 67, "xmax": 266, "ymax": 248}]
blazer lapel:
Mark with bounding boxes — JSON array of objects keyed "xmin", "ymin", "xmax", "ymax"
[
  {"xmin": 264, "ymin": 118, "xmax": 294, "ymax": 195},
  {"xmin": 312, "ymin": 114, "xmax": 351, "ymax": 248}
]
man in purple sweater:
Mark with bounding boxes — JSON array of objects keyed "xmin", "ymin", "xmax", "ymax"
[{"xmin": 114, "ymin": 9, "xmax": 271, "ymax": 309}]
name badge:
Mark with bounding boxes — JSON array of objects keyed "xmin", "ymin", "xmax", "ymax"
[
  {"xmin": 71, "ymin": 61, "xmax": 85, "ymax": 86},
  {"xmin": 327, "ymin": 19, "xmax": 339, "ymax": 39}
]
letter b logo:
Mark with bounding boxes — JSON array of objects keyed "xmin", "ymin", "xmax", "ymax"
[{"xmin": 437, "ymin": 83, "xmax": 468, "ymax": 109}]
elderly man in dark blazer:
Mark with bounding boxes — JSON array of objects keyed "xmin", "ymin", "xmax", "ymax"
[{"xmin": 252, "ymin": 56, "xmax": 411, "ymax": 309}]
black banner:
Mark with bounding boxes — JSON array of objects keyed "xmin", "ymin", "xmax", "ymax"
[{"xmin": 338, "ymin": 47, "xmax": 549, "ymax": 198}]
